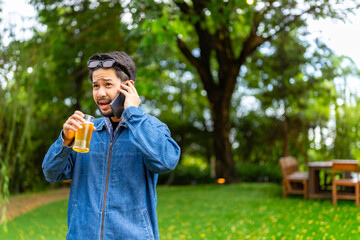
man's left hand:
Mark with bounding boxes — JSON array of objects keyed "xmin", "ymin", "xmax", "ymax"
[{"xmin": 119, "ymin": 80, "xmax": 141, "ymax": 109}]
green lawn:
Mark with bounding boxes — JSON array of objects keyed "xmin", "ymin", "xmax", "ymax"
[{"xmin": 1, "ymin": 183, "xmax": 360, "ymax": 239}]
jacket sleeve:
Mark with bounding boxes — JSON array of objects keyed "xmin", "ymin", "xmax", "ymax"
[
  {"xmin": 42, "ymin": 131, "xmax": 76, "ymax": 182},
  {"xmin": 123, "ymin": 106, "xmax": 181, "ymax": 174}
]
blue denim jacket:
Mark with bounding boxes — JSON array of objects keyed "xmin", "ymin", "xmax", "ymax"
[{"xmin": 42, "ymin": 106, "xmax": 180, "ymax": 240}]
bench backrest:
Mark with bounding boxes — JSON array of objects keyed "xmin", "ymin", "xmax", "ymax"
[
  {"xmin": 332, "ymin": 159, "xmax": 359, "ymax": 172},
  {"xmin": 279, "ymin": 156, "xmax": 299, "ymax": 177}
]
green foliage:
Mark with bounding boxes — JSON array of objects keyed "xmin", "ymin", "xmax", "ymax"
[
  {"xmin": 236, "ymin": 29, "xmax": 360, "ymax": 165},
  {"xmin": 158, "ymin": 154, "xmax": 284, "ymax": 185},
  {"xmin": 158, "ymin": 156, "xmax": 213, "ymax": 185},
  {"xmin": 0, "ymin": 40, "xmax": 41, "ymax": 205},
  {"xmin": 236, "ymin": 161, "xmax": 282, "ymax": 183}
]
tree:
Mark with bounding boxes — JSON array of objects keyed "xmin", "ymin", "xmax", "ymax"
[
  {"xmin": 243, "ymin": 28, "xmax": 360, "ymax": 160},
  {"xmin": 129, "ymin": 0, "xmax": 360, "ymax": 181}
]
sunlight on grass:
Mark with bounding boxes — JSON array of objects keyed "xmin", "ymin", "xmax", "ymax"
[{"xmin": 1, "ymin": 183, "xmax": 360, "ymax": 239}]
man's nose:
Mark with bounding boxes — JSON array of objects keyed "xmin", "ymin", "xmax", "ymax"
[{"xmin": 97, "ymin": 86, "xmax": 107, "ymax": 97}]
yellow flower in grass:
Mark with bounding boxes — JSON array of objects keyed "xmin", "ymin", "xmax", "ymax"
[
  {"xmin": 294, "ymin": 234, "xmax": 303, "ymax": 240},
  {"xmin": 270, "ymin": 216, "xmax": 277, "ymax": 223}
]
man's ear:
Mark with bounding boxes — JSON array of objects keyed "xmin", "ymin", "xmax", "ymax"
[{"xmin": 126, "ymin": 80, "xmax": 135, "ymax": 86}]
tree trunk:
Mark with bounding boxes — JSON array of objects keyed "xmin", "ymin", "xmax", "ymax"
[
  {"xmin": 209, "ymin": 91, "xmax": 237, "ymax": 182},
  {"xmin": 283, "ymin": 113, "xmax": 289, "ymax": 157}
]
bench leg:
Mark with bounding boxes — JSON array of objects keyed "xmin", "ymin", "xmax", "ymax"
[
  {"xmin": 303, "ymin": 180, "xmax": 308, "ymax": 199},
  {"xmin": 282, "ymin": 180, "xmax": 287, "ymax": 198},
  {"xmin": 356, "ymin": 183, "xmax": 359, "ymax": 206},
  {"xmin": 332, "ymin": 183, "xmax": 337, "ymax": 205}
]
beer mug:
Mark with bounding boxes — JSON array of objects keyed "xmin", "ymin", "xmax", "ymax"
[{"xmin": 72, "ymin": 114, "xmax": 95, "ymax": 153}]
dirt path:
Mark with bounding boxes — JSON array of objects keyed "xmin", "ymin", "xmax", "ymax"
[{"xmin": 1, "ymin": 187, "xmax": 70, "ymax": 223}]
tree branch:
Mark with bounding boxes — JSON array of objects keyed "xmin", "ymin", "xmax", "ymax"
[
  {"xmin": 176, "ymin": 37, "xmax": 216, "ymax": 96},
  {"xmin": 175, "ymin": 0, "xmax": 217, "ymax": 96},
  {"xmin": 269, "ymin": 5, "xmax": 318, "ymax": 39},
  {"xmin": 174, "ymin": 1, "xmax": 190, "ymax": 14},
  {"xmin": 176, "ymin": 37, "xmax": 200, "ymax": 70},
  {"xmin": 237, "ymin": 3, "xmax": 319, "ymax": 66},
  {"xmin": 237, "ymin": 23, "xmax": 267, "ymax": 66}
]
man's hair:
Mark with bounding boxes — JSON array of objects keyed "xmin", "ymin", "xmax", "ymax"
[{"xmin": 88, "ymin": 51, "xmax": 136, "ymax": 82}]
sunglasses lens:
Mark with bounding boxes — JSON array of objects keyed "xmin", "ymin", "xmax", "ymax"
[
  {"xmin": 102, "ymin": 60, "xmax": 115, "ymax": 68},
  {"xmin": 87, "ymin": 59, "xmax": 115, "ymax": 69},
  {"xmin": 88, "ymin": 60, "xmax": 100, "ymax": 69}
]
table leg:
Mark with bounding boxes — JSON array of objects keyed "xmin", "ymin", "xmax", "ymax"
[{"xmin": 308, "ymin": 168, "xmax": 316, "ymax": 198}]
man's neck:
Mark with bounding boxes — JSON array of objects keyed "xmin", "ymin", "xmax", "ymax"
[
  {"xmin": 110, "ymin": 116, "xmax": 122, "ymax": 122},
  {"xmin": 109, "ymin": 117, "xmax": 120, "ymax": 133}
]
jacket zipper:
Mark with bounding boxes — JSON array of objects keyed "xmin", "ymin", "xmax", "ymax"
[
  {"xmin": 100, "ymin": 141, "xmax": 113, "ymax": 240},
  {"xmin": 100, "ymin": 125, "xmax": 121, "ymax": 240}
]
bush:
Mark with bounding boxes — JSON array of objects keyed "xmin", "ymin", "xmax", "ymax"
[
  {"xmin": 236, "ymin": 161, "xmax": 282, "ymax": 183},
  {"xmin": 158, "ymin": 165, "xmax": 214, "ymax": 185},
  {"xmin": 158, "ymin": 159, "xmax": 283, "ymax": 185}
]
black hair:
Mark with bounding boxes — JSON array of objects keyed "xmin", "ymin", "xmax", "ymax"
[{"xmin": 88, "ymin": 51, "xmax": 136, "ymax": 82}]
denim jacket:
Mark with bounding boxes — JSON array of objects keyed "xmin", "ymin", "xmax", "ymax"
[{"xmin": 42, "ymin": 106, "xmax": 180, "ymax": 240}]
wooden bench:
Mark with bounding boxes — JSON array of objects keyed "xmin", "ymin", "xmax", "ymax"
[
  {"xmin": 279, "ymin": 156, "xmax": 309, "ymax": 199},
  {"xmin": 332, "ymin": 159, "xmax": 360, "ymax": 206}
]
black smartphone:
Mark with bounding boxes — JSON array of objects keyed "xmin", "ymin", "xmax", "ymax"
[{"xmin": 110, "ymin": 92, "xmax": 126, "ymax": 119}]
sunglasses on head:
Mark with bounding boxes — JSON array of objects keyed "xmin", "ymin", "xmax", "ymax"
[{"xmin": 87, "ymin": 59, "xmax": 117, "ymax": 69}]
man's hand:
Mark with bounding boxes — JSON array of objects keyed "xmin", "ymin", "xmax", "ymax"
[
  {"xmin": 62, "ymin": 111, "xmax": 86, "ymax": 146},
  {"xmin": 119, "ymin": 80, "xmax": 141, "ymax": 109}
]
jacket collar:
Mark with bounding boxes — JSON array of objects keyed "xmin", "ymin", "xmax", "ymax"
[
  {"xmin": 94, "ymin": 117, "xmax": 127, "ymax": 143},
  {"xmin": 94, "ymin": 106, "xmax": 144, "ymax": 132},
  {"xmin": 94, "ymin": 118, "xmax": 106, "ymax": 132}
]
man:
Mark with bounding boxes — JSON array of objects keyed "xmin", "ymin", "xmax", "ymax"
[{"xmin": 42, "ymin": 51, "xmax": 181, "ymax": 240}]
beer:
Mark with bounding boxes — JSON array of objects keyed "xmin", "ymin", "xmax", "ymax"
[{"xmin": 72, "ymin": 115, "xmax": 95, "ymax": 153}]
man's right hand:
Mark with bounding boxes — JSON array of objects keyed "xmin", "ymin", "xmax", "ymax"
[{"xmin": 62, "ymin": 110, "xmax": 86, "ymax": 146}]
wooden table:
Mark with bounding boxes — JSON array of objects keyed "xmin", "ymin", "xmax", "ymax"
[{"xmin": 307, "ymin": 161, "xmax": 333, "ymax": 199}]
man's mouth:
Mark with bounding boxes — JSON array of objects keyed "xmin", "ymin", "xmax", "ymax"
[{"xmin": 97, "ymin": 99, "xmax": 112, "ymax": 111}]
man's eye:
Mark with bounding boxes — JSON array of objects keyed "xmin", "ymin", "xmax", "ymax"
[
  {"xmin": 106, "ymin": 83, "xmax": 112, "ymax": 87},
  {"xmin": 93, "ymin": 84, "xmax": 99, "ymax": 88}
]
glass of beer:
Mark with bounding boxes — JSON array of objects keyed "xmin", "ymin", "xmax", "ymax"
[{"xmin": 72, "ymin": 114, "xmax": 95, "ymax": 153}]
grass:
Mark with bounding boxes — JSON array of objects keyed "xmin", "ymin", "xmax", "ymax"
[
  {"xmin": 1, "ymin": 183, "xmax": 360, "ymax": 239},
  {"xmin": 0, "ymin": 200, "xmax": 68, "ymax": 240}
]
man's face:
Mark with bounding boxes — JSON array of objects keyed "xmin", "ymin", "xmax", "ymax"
[{"xmin": 92, "ymin": 68, "xmax": 122, "ymax": 117}]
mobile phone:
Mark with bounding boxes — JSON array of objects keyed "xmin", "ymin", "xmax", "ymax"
[{"xmin": 110, "ymin": 92, "xmax": 126, "ymax": 119}]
